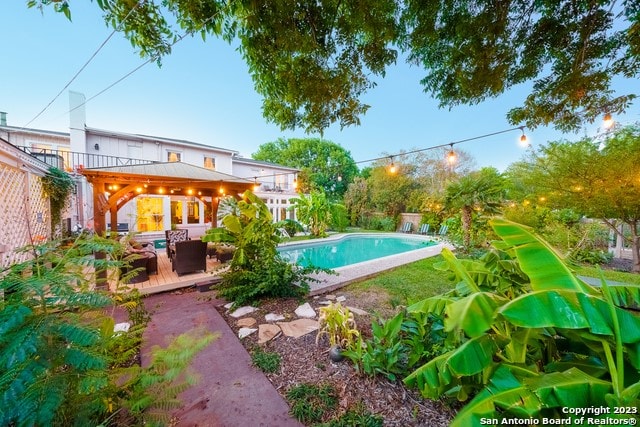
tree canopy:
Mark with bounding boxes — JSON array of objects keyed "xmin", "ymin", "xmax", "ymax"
[
  {"xmin": 34, "ymin": 0, "xmax": 639, "ymax": 133},
  {"xmin": 511, "ymin": 124, "xmax": 640, "ymax": 271},
  {"xmin": 252, "ymin": 137, "xmax": 358, "ymax": 198}
]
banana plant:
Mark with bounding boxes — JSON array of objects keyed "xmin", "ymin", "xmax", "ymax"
[{"xmin": 404, "ymin": 219, "xmax": 640, "ymax": 424}]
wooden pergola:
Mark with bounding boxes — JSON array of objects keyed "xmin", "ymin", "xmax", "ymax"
[{"xmin": 81, "ymin": 162, "xmax": 255, "ymax": 236}]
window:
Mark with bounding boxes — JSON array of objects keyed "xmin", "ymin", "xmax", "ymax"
[
  {"xmin": 187, "ymin": 201, "xmax": 200, "ymax": 224},
  {"xmin": 203, "ymin": 156, "xmax": 216, "ymax": 170},
  {"xmin": 136, "ymin": 197, "xmax": 164, "ymax": 232},
  {"xmin": 167, "ymin": 151, "xmax": 181, "ymax": 162}
]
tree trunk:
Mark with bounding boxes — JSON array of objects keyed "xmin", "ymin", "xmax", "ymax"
[
  {"xmin": 461, "ymin": 206, "xmax": 472, "ymax": 250},
  {"xmin": 631, "ymin": 222, "xmax": 640, "ymax": 273}
]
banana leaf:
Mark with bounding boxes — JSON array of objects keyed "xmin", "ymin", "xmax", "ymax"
[
  {"xmin": 406, "ymin": 295, "xmax": 454, "ymax": 316},
  {"xmin": 525, "ymin": 368, "xmax": 610, "ymax": 409},
  {"xmin": 445, "ymin": 292, "xmax": 508, "ymax": 337},
  {"xmin": 450, "ymin": 365, "xmax": 542, "ymax": 427},
  {"xmin": 490, "ymin": 219, "xmax": 594, "ymax": 294},
  {"xmin": 440, "ymin": 248, "xmax": 481, "ymax": 293},
  {"xmin": 607, "ymin": 284, "xmax": 640, "ymax": 311},
  {"xmin": 500, "ymin": 290, "xmax": 640, "ymax": 344}
]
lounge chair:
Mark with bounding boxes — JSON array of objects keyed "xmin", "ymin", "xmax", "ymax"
[
  {"xmin": 435, "ymin": 224, "xmax": 449, "ymax": 237},
  {"xmin": 401, "ymin": 222, "xmax": 413, "ymax": 233},
  {"xmin": 171, "ymin": 240, "xmax": 207, "ymax": 276},
  {"xmin": 418, "ymin": 223, "xmax": 430, "ymax": 235},
  {"xmin": 165, "ymin": 229, "xmax": 189, "ymax": 258}
]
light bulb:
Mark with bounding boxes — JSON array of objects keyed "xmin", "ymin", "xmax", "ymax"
[{"xmin": 603, "ymin": 113, "xmax": 614, "ymax": 129}]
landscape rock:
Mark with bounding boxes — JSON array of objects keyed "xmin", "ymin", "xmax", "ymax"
[
  {"xmin": 113, "ymin": 322, "xmax": 130, "ymax": 334},
  {"xmin": 336, "ymin": 296, "xmax": 347, "ymax": 303},
  {"xmin": 230, "ymin": 306, "xmax": 257, "ymax": 318},
  {"xmin": 347, "ymin": 306, "xmax": 368, "ymax": 316},
  {"xmin": 223, "ymin": 302, "xmax": 234, "ymax": 310},
  {"xmin": 277, "ymin": 319, "xmax": 319, "ymax": 338},
  {"xmin": 258, "ymin": 324, "xmax": 281, "ymax": 344},
  {"xmin": 265, "ymin": 313, "xmax": 285, "ymax": 322},
  {"xmin": 325, "ymin": 294, "xmax": 336, "ymax": 300},
  {"xmin": 238, "ymin": 327, "xmax": 257, "ymax": 339},
  {"xmin": 294, "ymin": 302, "xmax": 316, "ymax": 318},
  {"xmin": 237, "ymin": 317, "xmax": 257, "ymax": 327}
]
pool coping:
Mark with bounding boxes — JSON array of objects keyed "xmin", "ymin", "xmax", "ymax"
[{"xmin": 280, "ymin": 233, "xmax": 450, "ymax": 296}]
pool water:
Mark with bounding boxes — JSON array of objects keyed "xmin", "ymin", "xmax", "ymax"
[{"xmin": 278, "ymin": 234, "xmax": 435, "ymax": 269}]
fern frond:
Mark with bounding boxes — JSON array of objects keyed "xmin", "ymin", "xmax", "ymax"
[{"xmin": 55, "ymin": 322, "xmax": 101, "ymax": 346}]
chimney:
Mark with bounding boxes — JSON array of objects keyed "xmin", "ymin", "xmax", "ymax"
[{"xmin": 0, "ymin": 112, "xmax": 6, "ymax": 126}]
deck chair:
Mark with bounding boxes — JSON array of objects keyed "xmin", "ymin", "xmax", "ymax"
[
  {"xmin": 436, "ymin": 224, "xmax": 449, "ymax": 237},
  {"xmin": 418, "ymin": 223, "xmax": 430, "ymax": 235},
  {"xmin": 401, "ymin": 222, "xmax": 413, "ymax": 233}
]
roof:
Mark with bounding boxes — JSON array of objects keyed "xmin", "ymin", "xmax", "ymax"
[
  {"xmin": 83, "ymin": 161, "xmax": 253, "ymax": 185},
  {"xmin": 85, "ymin": 127, "xmax": 237, "ymax": 155},
  {"xmin": 232, "ymin": 156, "xmax": 300, "ymax": 172},
  {"xmin": 0, "ymin": 125, "xmax": 70, "ymax": 138}
]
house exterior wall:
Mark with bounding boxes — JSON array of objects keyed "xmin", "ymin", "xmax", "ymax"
[{"xmin": 0, "ymin": 140, "xmax": 51, "ymax": 268}]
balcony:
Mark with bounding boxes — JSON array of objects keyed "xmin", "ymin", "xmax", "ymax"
[{"xmin": 16, "ymin": 146, "xmax": 156, "ymax": 171}]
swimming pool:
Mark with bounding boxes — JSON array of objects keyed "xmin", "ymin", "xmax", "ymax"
[{"xmin": 278, "ymin": 234, "xmax": 436, "ymax": 269}]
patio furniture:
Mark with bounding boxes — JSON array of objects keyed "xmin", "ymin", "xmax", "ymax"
[
  {"xmin": 171, "ymin": 240, "xmax": 207, "ymax": 276},
  {"xmin": 120, "ymin": 249, "xmax": 157, "ymax": 283},
  {"xmin": 165, "ymin": 229, "xmax": 189, "ymax": 258},
  {"xmin": 418, "ymin": 223, "xmax": 430, "ymax": 235},
  {"xmin": 401, "ymin": 222, "xmax": 413, "ymax": 233},
  {"xmin": 434, "ymin": 224, "xmax": 449, "ymax": 238}
]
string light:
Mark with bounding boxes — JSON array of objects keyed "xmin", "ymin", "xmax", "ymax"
[
  {"xmin": 603, "ymin": 113, "xmax": 614, "ymax": 129},
  {"xmin": 388, "ymin": 157, "xmax": 397, "ymax": 174},
  {"xmin": 519, "ymin": 126, "xmax": 529, "ymax": 147},
  {"xmin": 446, "ymin": 144, "xmax": 457, "ymax": 165}
]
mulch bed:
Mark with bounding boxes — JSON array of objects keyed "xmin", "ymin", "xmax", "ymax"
[{"xmin": 216, "ymin": 293, "xmax": 456, "ymax": 426}]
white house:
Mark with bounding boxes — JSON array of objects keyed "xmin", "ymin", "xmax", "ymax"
[{"xmin": 0, "ymin": 92, "xmax": 299, "ymax": 243}]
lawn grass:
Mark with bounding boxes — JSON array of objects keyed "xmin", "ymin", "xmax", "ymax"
[
  {"xmin": 346, "ymin": 255, "xmax": 454, "ymax": 307},
  {"xmin": 345, "ymin": 254, "xmax": 640, "ymax": 312},
  {"xmin": 572, "ymin": 264, "xmax": 640, "ymax": 285}
]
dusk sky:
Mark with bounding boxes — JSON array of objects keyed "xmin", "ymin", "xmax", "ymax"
[{"xmin": 3, "ymin": 2, "xmax": 639, "ymax": 171}]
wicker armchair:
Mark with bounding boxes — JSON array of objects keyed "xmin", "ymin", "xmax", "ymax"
[
  {"xmin": 171, "ymin": 240, "xmax": 207, "ymax": 276},
  {"xmin": 165, "ymin": 229, "xmax": 189, "ymax": 258}
]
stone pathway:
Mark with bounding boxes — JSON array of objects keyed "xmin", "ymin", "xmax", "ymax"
[{"xmin": 229, "ymin": 295, "xmax": 369, "ymax": 345}]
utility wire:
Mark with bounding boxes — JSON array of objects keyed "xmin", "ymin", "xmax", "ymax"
[
  {"xmin": 66, "ymin": 6, "xmax": 228, "ymax": 116},
  {"xmin": 21, "ymin": 2, "xmax": 141, "ymax": 129},
  {"xmin": 238, "ymin": 126, "xmax": 527, "ymax": 181}
]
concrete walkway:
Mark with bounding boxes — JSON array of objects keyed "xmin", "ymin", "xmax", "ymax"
[{"xmin": 141, "ymin": 290, "xmax": 302, "ymax": 427}]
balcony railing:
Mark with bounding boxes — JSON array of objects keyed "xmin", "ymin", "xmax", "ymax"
[{"xmin": 16, "ymin": 146, "xmax": 156, "ymax": 171}]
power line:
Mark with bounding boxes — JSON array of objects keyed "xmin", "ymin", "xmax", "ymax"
[
  {"xmin": 238, "ymin": 126, "xmax": 527, "ymax": 181},
  {"xmin": 66, "ymin": 6, "xmax": 228, "ymax": 117},
  {"xmin": 21, "ymin": 1, "xmax": 141, "ymax": 129}
]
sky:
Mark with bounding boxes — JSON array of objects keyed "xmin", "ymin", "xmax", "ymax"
[{"xmin": 2, "ymin": 2, "xmax": 640, "ymax": 172}]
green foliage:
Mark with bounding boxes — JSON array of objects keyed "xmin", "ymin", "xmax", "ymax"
[
  {"xmin": 444, "ymin": 167, "xmax": 506, "ymax": 250},
  {"xmin": 343, "ymin": 177, "xmax": 370, "ymax": 226},
  {"xmin": 38, "ymin": 1, "xmax": 638, "ymax": 133},
  {"xmin": 41, "ymin": 167, "xmax": 75, "ymax": 234},
  {"xmin": 204, "ymin": 190, "xmax": 323, "ymax": 306},
  {"xmin": 276, "ymin": 219, "xmax": 304, "ymax": 237},
  {"xmin": 316, "ymin": 303, "xmax": 360, "ymax": 349},
  {"xmin": 286, "ymin": 383, "xmax": 338, "ymax": 425},
  {"xmin": 359, "ymin": 214, "xmax": 396, "ymax": 232},
  {"xmin": 0, "ymin": 235, "xmax": 214, "ymax": 426},
  {"xmin": 344, "ymin": 304, "xmax": 450, "ymax": 382},
  {"xmin": 329, "ymin": 203, "xmax": 349, "ymax": 232},
  {"xmin": 513, "ymin": 125, "xmax": 640, "ymax": 272},
  {"xmin": 317, "ymin": 404, "xmax": 383, "ymax": 427},
  {"xmin": 251, "ymin": 347, "xmax": 281, "ymax": 373},
  {"xmin": 253, "ymin": 138, "xmax": 358, "ymax": 198},
  {"xmin": 395, "ymin": 220, "xmax": 640, "ymax": 424},
  {"xmin": 289, "ymin": 191, "xmax": 334, "ymax": 238}
]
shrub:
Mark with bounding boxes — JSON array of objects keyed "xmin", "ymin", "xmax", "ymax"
[
  {"xmin": 204, "ymin": 191, "xmax": 327, "ymax": 307},
  {"xmin": 251, "ymin": 348, "xmax": 281, "ymax": 373},
  {"xmin": 286, "ymin": 383, "xmax": 338, "ymax": 424},
  {"xmin": 316, "ymin": 302, "xmax": 359, "ymax": 349},
  {"xmin": 0, "ymin": 236, "xmax": 215, "ymax": 426}
]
